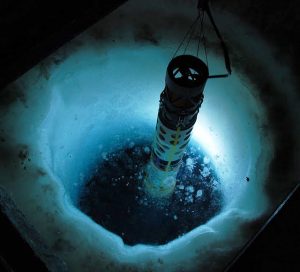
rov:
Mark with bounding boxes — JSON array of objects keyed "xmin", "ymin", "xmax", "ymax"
[
  {"xmin": 145, "ymin": 0, "xmax": 231, "ymax": 197},
  {"xmin": 145, "ymin": 55, "xmax": 209, "ymax": 197}
]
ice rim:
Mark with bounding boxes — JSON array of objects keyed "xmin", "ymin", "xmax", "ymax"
[{"xmin": 0, "ymin": 0, "xmax": 299, "ymax": 271}]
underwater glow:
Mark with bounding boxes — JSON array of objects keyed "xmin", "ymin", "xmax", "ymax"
[{"xmin": 0, "ymin": 0, "xmax": 299, "ymax": 271}]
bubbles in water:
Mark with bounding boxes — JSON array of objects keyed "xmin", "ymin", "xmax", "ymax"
[{"xmin": 78, "ymin": 139, "xmax": 223, "ymax": 245}]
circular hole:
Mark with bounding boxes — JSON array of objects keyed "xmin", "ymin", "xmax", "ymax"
[{"xmin": 78, "ymin": 141, "xmax": 223, "ymax": 245}]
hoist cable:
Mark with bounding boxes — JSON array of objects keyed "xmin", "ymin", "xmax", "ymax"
[
  {"xmin": 172, "ymin": 0, "xmax": 232, "ymax": 78},
  {"xmin": 183, "ymin": 21, "xmax": 197, "ymax": 55},
  {"xmin": 172, "ymin": 15, "xmax": 200, "ymax": 58},
  {"xmin": 201, "ymin": 12, "xmax": 209, "ymax": 70},
  {"xmin": 196, "ymin": 10, "xmax": 204, "ymax": 57}
]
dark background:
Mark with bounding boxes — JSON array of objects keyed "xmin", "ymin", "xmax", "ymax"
[{"xmin": 0, "ymin": 0, "xmax": 299, "ymax": 271}]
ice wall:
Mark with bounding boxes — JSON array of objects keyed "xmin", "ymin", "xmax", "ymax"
[{"xmin": 0, "ymin": 0, "xmax": 299, "ymax": 271}]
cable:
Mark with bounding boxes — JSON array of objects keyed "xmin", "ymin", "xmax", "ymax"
[
  {"xmin": 172, "ymin": 15, "xmax": 200, "ymax": 58},
  {"xmin": 202, "ymin": 13, "xmax": 209, "ymax": 70},
  {"xmin": 196, "ymin": 10, "xmax": 204, "ymax": 57},
  {"xmin": 172, "ymin": 0, "xmax": 232, "ymax": 78}
]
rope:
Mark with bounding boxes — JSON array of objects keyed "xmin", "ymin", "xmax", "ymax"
[
  {"xmin": 172, "ymin": 15, "xmax": 200, "ymax": 58},
  {"xmin": 173, "ymin": 9, "xmax": 207, "ymax": 61},
  {"xmin": 172, "ymin": 0, "xmax": 231, "ymax": 78},
  {"xmin": 196, "ymin": 10, "xmax": 204, "ymax": 57},
  {"xmin": 202, "ymin": 12, "xmax": 209, "ymax": 70}
]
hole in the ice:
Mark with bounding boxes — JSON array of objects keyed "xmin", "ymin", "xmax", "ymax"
[{"xmin": 77, "ymin": 139, "xmax": 223, "ymax": 246}]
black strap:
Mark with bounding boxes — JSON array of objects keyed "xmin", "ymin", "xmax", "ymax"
[{"xmin": 204, "ymin": 3, "xmax": 232, "ymax": 75}]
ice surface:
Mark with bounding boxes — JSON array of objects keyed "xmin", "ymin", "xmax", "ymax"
[{"xmin": 0, "ymin": 0, "xmax": 299, "ymax": 271}]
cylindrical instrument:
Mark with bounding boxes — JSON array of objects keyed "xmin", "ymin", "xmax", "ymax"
[{"xmin": 145, "ymin": 55, "xmax": 209, "ymax": 197}]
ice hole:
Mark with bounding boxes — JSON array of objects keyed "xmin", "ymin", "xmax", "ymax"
[{"xmin": 1, "ymin": 0, "xmax": 299, "ymax": 271}]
